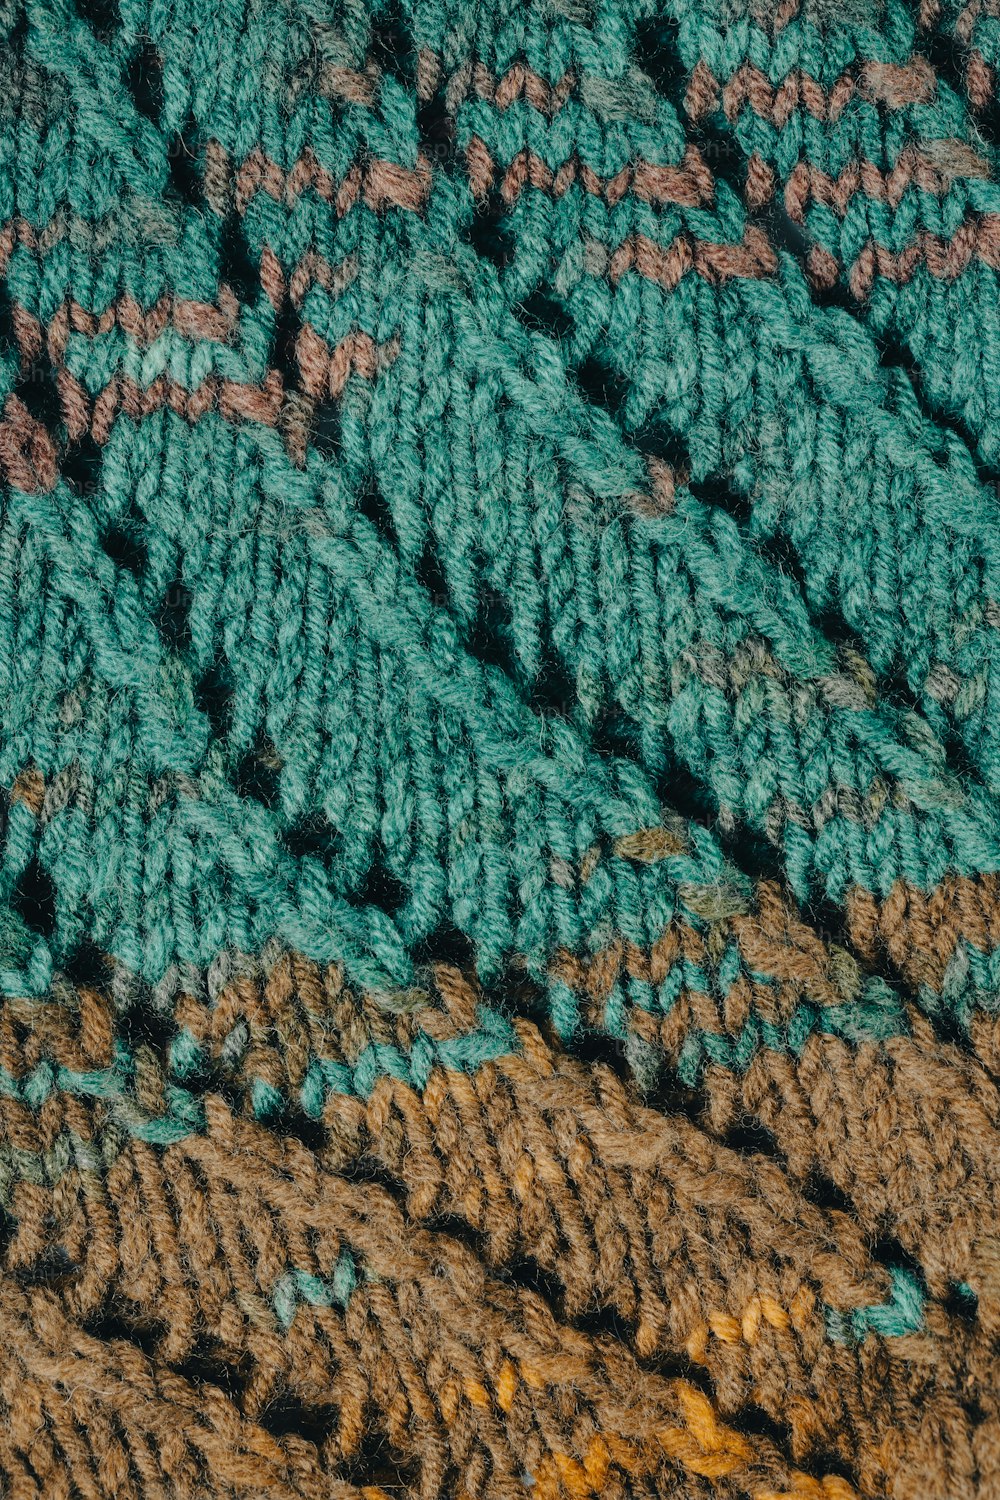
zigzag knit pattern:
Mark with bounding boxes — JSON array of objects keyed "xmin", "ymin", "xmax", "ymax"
[{"xmin": 3, "ymin": 0, "xmax": 1000, "ymax": 1495}]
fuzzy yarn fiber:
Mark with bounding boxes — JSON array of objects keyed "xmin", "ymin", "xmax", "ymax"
[{"xmin": 3, "ymin": 0, "xmax": 1000, "ymax": 1495}]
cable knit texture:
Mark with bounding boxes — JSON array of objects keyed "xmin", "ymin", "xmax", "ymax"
[{"xmin": 2, "ymin": 0, "xmax": 1000, "ymax": 1495}]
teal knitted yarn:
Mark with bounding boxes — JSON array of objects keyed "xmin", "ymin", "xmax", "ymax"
[
  {"xmin": 4, "ymin": 0, "xmax": 1000, "ymax": 1032},
  {"xmin": 4, "ymin": 3, "xmax": 1000, "ymax": 1498}
]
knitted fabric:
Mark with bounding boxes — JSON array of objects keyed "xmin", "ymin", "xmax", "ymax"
[{"xmin": 3, "ymin": 0, "xmax": 1000, "ymax": 1494}]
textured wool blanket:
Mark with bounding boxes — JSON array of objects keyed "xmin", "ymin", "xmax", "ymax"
[{"xmin": 1, "ymin": 1, "xmax": 999, "ymax": 1496}]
